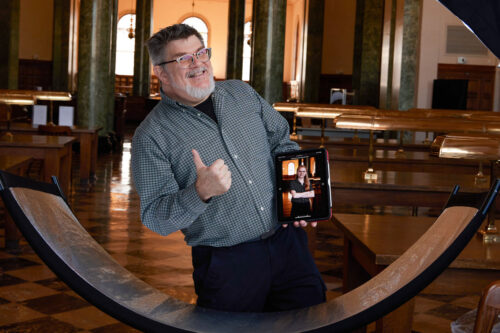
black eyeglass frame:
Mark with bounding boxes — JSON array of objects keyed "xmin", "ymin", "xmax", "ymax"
[{"xmin": 156, "ymin": 48, "xmax": 212, "ymax": 67}]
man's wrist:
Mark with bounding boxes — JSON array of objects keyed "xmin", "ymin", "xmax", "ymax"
[{"xmin": 195, "ymin": 183, "xmax": 211, "ymax": 202}]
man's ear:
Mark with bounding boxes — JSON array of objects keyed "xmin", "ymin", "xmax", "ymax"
[{"xmin": 153, "ymin": 65, "xmax": 169, "ymax": 85}]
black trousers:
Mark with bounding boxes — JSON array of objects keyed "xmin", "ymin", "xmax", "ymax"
[{"xmin": 192, "ymin": 226, "xmax": 326, "ymax": 312}]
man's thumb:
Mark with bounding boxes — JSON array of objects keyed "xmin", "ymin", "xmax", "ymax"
[{"xmin": 192, "ymin": 149, "xmax": 206, "ymax": 170}]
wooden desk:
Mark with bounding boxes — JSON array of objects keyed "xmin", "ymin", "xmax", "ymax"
[
  {"xmin": 0, "ymin": 155, "xmax": 33, "ymax": 249},
  {"xmin": 295, "ymin": 134, "xmax": 433, "ymax": 152},
  {"xmin": 332, "ymin": 213, "xmax": 500, "ymax": 332},
  {"xmin": 0, "ymin": 134, "xmax": 75, "ymax": 195},
  {"xmin": 1, "ymin": 123, "xmax": 101, "ymax": 184},
  {"xmin": 332, "ymin": 164, "xmax": 489, "ymax": 211}
]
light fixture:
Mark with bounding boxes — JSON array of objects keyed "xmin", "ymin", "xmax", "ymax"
[
  {"xmin": 432, "ymin": 133, "xmax": 500, "ymax": 243},
  {"xmin": 128, "ymin": 0, "xmax": 135, "ymax": 39},
  {"xmin": 0, "ymin": 94, "xmax": 36, "ymax": 105},
  {"xmin": 0, "ymin": 94, "xmax": 35, "ymax": 139}
]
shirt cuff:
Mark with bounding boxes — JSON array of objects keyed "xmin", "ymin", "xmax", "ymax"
[{"xmin": 179, "ymin": 183, "xmax": 209, "ymax": 216}]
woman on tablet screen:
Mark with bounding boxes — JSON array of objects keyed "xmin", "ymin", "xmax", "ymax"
[{"xmin": 290, "ymin": 165, "xmax": 315, "ymax": 218}]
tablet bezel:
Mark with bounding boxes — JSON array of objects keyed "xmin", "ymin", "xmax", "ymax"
[{"xmin": 275, "ymin": 148, "xmax": 332, "ymax": 223}]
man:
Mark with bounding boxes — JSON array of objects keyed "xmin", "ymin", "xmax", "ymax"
[{"xmin": 131, "ymin": 24, "xmax": 325, "ymax": 312}]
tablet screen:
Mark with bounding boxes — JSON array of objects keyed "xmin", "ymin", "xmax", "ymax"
[{"xmin": 275, "ymin": 148, "xmax": 332, "ymax": 223}]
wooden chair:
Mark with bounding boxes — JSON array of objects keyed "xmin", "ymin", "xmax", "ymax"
[
  {"xmin": 37, "ymin": 125, "xmax": 72, "ymax": 136},
  {"xmin": 473, "ymin": 280, "xmax": 500, "ymax": 333},
  {"xmin": 35, "ymin": 125, "xmax": 73, "ymax": 190},
  {"xmin": 0, "ymin": 169, "xmax": 499, "ymax": 332},
  {"xmin": 452, "ymin": 280, "xmax": 500, "ymax": 333}
]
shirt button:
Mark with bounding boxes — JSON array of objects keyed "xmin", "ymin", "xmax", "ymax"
[
  {"xmin": 234, "ymin": 154, "xmax": 238, "ymax": 159},
  {"xmin": 248, "ymin": 180, "xmax": 253, "ymax": 184},
  {"xmin": 197, "ymin": 113, "xmax": 201, "ymax": 116},
  {"xmin": 260, "ymin": 206, "xmax": 264, "ymax": 211}
]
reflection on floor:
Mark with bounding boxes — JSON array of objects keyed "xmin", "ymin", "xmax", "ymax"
[{"xmin": 0, "ymin": 136, "xmax": 483, "ymax": 332}]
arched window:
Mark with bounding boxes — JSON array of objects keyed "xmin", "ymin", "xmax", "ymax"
[
  {"xmin": 182, "ymin": 17, "xmax": 208, "ymax": 46},
  {"xmin": 115, "ymin": 14, "xmax": 136, "ymax": 75},
  {"xmin": 242, "ymin": 21, "xmax": 252, "ymax": 81},
  {"xmin": 288, "ymin": 162, "xmax": 295, "ymax": 176}
]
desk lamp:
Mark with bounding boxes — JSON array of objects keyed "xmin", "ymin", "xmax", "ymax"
[
  {"xmin": 0, "ymin": 94, "xmax": 36, "ymax": 139},
  {"xmin": 274, "ymin": 104, "xmax": 299, "ymax": 139},
  {"xmin": 32, "ymin": 91, "xmax": 72, "ymax": 126},
  {"xmin": 433, "ymin": 133, "xmax": 500, "ymax": 243}
]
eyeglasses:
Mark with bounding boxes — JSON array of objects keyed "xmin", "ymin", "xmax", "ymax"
[{"xmin": 156, "ymin": 48, "xmax": 212, "ymax": 68}]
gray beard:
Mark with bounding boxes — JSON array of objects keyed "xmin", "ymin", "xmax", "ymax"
[{"xmin": 185, "ymin": 75, "xmax": 215, "ymax": 100}]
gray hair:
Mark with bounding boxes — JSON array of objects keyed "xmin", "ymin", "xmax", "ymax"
[{"xmin": 147, "ymin": 24, "xmax": 205, "ymax": 66}]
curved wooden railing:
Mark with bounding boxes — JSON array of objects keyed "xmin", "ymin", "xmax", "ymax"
[{"xmin": 0, "ymin": 170, "xmax": 498, "ymax": 332}]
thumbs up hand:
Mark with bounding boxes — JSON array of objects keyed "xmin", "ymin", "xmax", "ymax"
[{"xmin": 192, "ymin": 149, "xmax": 232, "ymax": 202}]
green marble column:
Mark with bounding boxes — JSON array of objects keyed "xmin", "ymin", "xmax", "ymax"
[
  {"xmin": 108, "ymin": 0, "xmax": 118, "ymax": 131},
  {"xmin": 52, "ymin": 0, "xmax": 71, "ymax": 91},
  {"xmin": 77, "ymin": 0, "xmax": 114, "ymax": 133},
  {"xmin": 379, "ymin": 0, "xmax": 397, "ymax": 110},
  {"xmin": 226, "ymin": 0, "xmax": 245, "ymax": 80},
  {"xmin": 352, "ymin": 0, "xmax": 384, "ymax": 107},
  {"xmin": 300, "ymin": 0, "xmax": 325, "ymax": 103},
  {"xmin": 250, "ymin": 0, "xmax": 286, "ymax": 104},
  {"xmin": 399, "ymin": 0, "xmax": 421, "ymax": 110},
  {"xmin": 132, "ymin": 0, "xmax": 152, "ymax": 97},
  {"xmin": 0, "ymin": 0, "xmax": 20, "ymax": 89}
]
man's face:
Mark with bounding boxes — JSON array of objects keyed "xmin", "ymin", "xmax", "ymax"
[{"xmin": 155, "ymin": 35, "xmax": 215, "ymax": 106}]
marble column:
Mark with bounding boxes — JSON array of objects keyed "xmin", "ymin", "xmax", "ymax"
[
  {"xmin": 0, "ymin": 0, "xmax": 20, "ymax": 89},
  {"xmin": 300, "ymin": 0, "xmax": 325, "ymax": 103},
  {"xmin": 398, "ymin": 0, "xmax": 420, "ymax": 110},
  {"xmin": 226, "ymin": 0, "xmax": 245, "ymax": 80},
  {"xmin": 379, "ymin": 0, "xmax": 397, "ymax": 110},
  {"xmin": 132, "ymin": 0, "xmax": 152, "ymax": 97},
  {"xmin": 352, "ymin": 0, "xmax": 384, "ymax": 107},
  {"xmin": 250, "ymin": 0, "xmax": 286, "ymax": 104},
  {"xmin": 52, "ymin": 0, "xmax": 71, "ymax": 91},
  {"xmin": 108, "ymin": 0, "xmax": 118, "ymax": 131},
  {"xmin": 77, "ymin": 0, "xmax": 115, "ymax": 133}
]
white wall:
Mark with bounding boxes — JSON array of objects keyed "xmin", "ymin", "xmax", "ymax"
[{"xmin": 417, "ymin": 0, "xmax": 500, "ymax": 109}]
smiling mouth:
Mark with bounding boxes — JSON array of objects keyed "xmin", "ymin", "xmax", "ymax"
[{"xmin": 186, "ymin": 68, "xmax": 208, "ymax": 79}]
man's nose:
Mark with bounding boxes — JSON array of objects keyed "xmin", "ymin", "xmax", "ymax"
[{"xmin": 191, "ymin": 55, "xmax": 202, "ymax": 66}]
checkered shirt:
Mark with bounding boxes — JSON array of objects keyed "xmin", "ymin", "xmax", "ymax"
[{"xmin": 131, "ymin": 80, "xmax": 299, "ymax": 247}]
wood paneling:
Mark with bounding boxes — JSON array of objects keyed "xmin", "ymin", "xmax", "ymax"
[
  {"xmin": 18, "ymin": 59, "xmax": 52, "ymax": 90},
  {"xmin": 437, "ymin": 64, "xmax": 496, "ymax": 110},
  {"xmin": 115, "ymin": 75, "xmax": 160, "ymax": 95},
  {"xmin": 319, "ymin": 74, "xmax": 353, "ymax": 103}
]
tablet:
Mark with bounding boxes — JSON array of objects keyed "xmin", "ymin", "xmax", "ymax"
[{"xmin": 275, "ymin": 148, "xmax": 332, "ymax": 223}]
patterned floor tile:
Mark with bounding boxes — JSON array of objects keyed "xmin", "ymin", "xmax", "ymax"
[
  {"xmin": 0, "ymin": 273, "xmax": 26, "ymax": 287},
  {"xmin": 0, "ymin": 303, "xmax": 46, "ymax": 326},
  {"xmin": 0, "ymin": 257, "xmax": 39, "ymax": 271},
  {"xmin": 0, "ymin": 282, "xmax": 59, "ymax": 302},
  {"xmin": 22, "ymin": 293, "xmax": 90, "ymax": 315},
  {"xmin": 450, "ymin": 294, "xmax": 481, "ymax": 310},
  {"xmin": 413, "ymin": 295, "xmax": 446, "ymax": 314},
  {"xmin": 36, "ymin": 277, "xmax": 72, "ymax": 292},
  {"xmin": 0, "ymin": 316, "xmax": 80, "ymax": 332},
  {"xmin": 52, "ymin": 306, "xmax": 119, "ymax": 330},
  {"xmin": 90, "ymin": 322, "xmax": 141, "ymax": 333},
  {"xmin": 412, "ymin": 313, "xmax": 454, "ymax": 333},
  {"xmin": 424, "ymin": 303, "xmax": 472, "ymax": 321},
  {"xmin": 7, "ymin": 264, "xmax": 57, "ymax": 282}
]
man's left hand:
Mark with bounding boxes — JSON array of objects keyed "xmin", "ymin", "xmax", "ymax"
[{"xmin": 282, "ymin": 220, "xmax": 317, "ymax": 228}]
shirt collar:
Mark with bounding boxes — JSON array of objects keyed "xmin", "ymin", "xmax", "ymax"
[{"xmin": 159, "ymin": 82, "xmax": 224, "ymax": 108}]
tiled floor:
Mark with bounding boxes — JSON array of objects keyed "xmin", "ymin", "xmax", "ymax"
[{"xmin": 0, "ymin": 132, "xmax": 487, "ymax": 332}]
